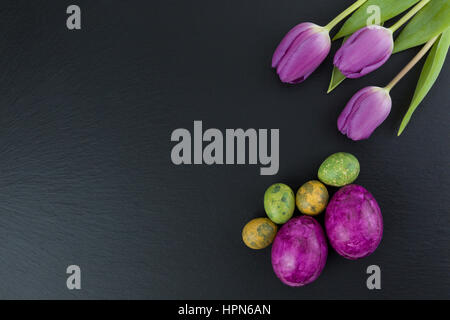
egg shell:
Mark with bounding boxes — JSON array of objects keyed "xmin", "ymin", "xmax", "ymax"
[
  {"xmin": 325, "ymin": 184, "xmax": 383, "ymax": 259},
  {"xmin": 318, "ymin": 152, "xmax": 360, "ymax": 187},
  {"xmin": 242, "ymin": 218, "xmax": 277, "ymax": 249},
  {"xmin": 264, "ymin": 183, "xmax": 295, "ymax": 224},
  {"xmin": 296, "ymin": 180, "xmax": 329, "ymax": 215},
  {"xmin": 271, "ymin": 216, "xmax": 328, "ymax": 287}
]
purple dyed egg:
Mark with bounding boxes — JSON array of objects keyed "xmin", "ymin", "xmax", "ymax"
[
  {"xmin": 271, "ymin": 216, "xmax": 328, "ymax": 287},
  {"xmin": 325, "ymin": 185, "xmax": 383, "ymax": 260}
]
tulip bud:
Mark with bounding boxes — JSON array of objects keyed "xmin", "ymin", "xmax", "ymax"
[
  {"xmin": 338, "ymin": 86, "xmax": 392, "ymax": 141},
  {"xmin": 334, "ymin": 26, "xmax": 393, "ymax": 79},
  {"xmin": 272, "ymin": 23, "xmax": 331, "ymax": 84}
]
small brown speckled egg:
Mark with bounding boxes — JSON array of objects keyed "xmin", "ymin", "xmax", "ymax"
[
  {"xmin": 242, "ymin": 218, "xmax": 278, "ymax": 249},
  {"xmin": 296, "ymin": 180, "xmax": 329, "ymax": 216}
]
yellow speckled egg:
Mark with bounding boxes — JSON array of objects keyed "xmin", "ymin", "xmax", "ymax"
[
  {"xmin": 296, "ymin": 180, "xmax": 329, "ymax": 216},
  {"xmin": 242, "ymin": 218, "xmax": 277, "ymax": 250}
]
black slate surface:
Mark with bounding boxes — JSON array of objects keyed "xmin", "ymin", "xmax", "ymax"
[{"xmin": 0, "ymin": 0, "xmax": 448, "ymax": 299}]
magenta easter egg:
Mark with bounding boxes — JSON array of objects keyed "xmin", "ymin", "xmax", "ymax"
[
  {"xmin": 271, "ymin": 216, "xmax": 328, "ymax": 287},
  {"xmin": 325, "ymin": 184, "xmax": 383, "ymax": 260}
]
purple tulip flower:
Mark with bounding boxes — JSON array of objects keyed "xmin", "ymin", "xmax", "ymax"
[
  {"xmin": 272, "ymin": 23, "xmax": 331, "ymax": 84},
  {"xmin": 338, "ymin": 86, "xmax": 392, "ymax": 141},
  {"xmin": 334, "ymin": 25, "xmax": 393, "ymax": 78}
]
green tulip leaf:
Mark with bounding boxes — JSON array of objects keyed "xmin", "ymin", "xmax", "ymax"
[
  {"xmin": 398, "ymin": 28, "xmax": 450, "ymax": 136},
  {"xmin": 333, "ymin": 0, "xmax": 420, "ymax": 40},
  {"xmin": 394, "ymin": 0, "xmax": 450, "ymax": 53},
  {"xmin": 327, "ymin": 36, "xmax": 349, "ymax": 93},
  {"xmin": 327, "ymin": 66, "xmax": 346, "ymax": 94}
]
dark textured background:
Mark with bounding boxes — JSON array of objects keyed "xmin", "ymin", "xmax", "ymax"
[{"xmin": 0, "ymin": 0, "xmax": 448, "ymax": 299}]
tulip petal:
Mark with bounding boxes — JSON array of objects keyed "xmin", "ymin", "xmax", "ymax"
[
  {"xmin": 277, "ymin": 30, "xmax": 331, "ymax": 83},
  {"xmin": 334, "ymin": 26, "xmax": 393, "ymax": 78},
  {"xmin": 346, "ymin": 96, "xmax": 391, "ymax": 140},
  {"xmin": 338, "ymin": 87, "xmax": 374, "ymax": 134},
  {"xmin": 338, "ymin": 87, "xmax": 392, "ymax": 141},
  {"xmin": 272, "ymin": 23, "xmax": 316, "ymax": 68}
]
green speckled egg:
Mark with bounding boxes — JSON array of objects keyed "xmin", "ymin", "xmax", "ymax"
[
  {"xmin": 264, "ymin": 183, "xmax": 295, "ymax": 224},
  {"xmin": 318, "ymin": 152, "xmax": 360, "ymax": 187},
  {"xmin": 242, "ymin": 217, "xmax": 277, "ymax": 249}
]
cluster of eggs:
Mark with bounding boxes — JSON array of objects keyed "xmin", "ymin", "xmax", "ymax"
[{"xmin": 242, "ymin": 152, "xmax": 383, "ymax": 286}]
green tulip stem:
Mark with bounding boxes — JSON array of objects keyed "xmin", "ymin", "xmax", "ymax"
[
  {"xmin": 389, "ymin": 0, "xmax": 431, "ymax": 33},
  {"xmin": 384, "ymin": 35, "xmax": 438, "ymax": 92},
  {"xmin": 324, "ymin": 0, "xmax": 368, "ymax": 32}
]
